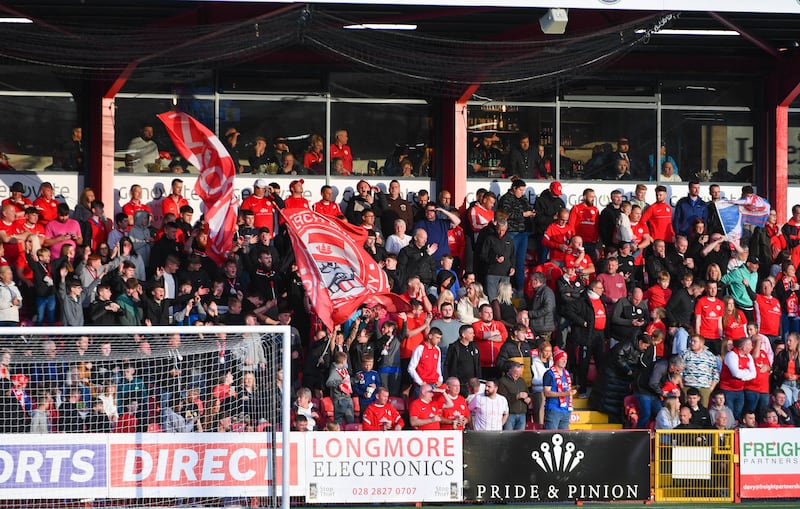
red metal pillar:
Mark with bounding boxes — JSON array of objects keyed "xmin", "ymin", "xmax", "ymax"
[
  {"xmin": 86, "ymin": 81, "xmax": 118, "ymax": 213},
  {"xmin": 765, "ymin": 56, "xmax": 800, "ymax": 223},
  {"xmin": 444, "ymin": 84, "xmax": 480, "ymax": 211}
]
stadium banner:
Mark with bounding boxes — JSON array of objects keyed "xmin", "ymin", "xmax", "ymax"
[
  {"xmin": 0, "ymin": 433, "xmax": 305, "ymax": 499},
  {"xmin": 304, "ymin": 431, "xmax": 463, "ymax": 503},
  {"xmin": 0, "ymin": 434, "xmax": 108, "ymax": 500},
  {"xmin": 463, "ymin": 431, "xmax": 650, "ymax": 502},
  {"xmin": 113, "ymin": 174, "xmax": 434, "ymax": 228},
  {"xmin": 108, "ymin": 433, "xmax": 305, "ymax": 498},
  {"xmin": 739, "ymin": 428, "xmax": 800, "ymax": 498}
]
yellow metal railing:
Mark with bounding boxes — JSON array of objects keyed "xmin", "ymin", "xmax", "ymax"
[{"xmin": 653, "ymin": 430, "xmax": 736, "ymax": 503}]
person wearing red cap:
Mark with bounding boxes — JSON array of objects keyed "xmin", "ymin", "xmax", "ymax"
[
  {"xmin": 283, "ymin": 180, "xmax": 310, "ymax": 210},
  {"xmin": 542, "ymin": 347, "xmax": 575, "ymax": 429}
]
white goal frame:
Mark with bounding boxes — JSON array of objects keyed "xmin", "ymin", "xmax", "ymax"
[{"xmin": 0, "ymin": 324, "xmax": 293, "ymax": 509}]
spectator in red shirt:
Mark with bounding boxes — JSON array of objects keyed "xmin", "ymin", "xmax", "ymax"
[
  {"xmin": 543, "ymin": 208, "xmax": 573, "ymax": 267},
  {"xmin": 755, "ymin": 278, "xmax": 782, "ymax": 343},
  {"xmin": 330, "ymin": 129, "xmax": 353, "ymax": 173},
  {"xmin": 695, "ymin": 280, "xmax": 724, "ymax": 355},
  {"xmin": 472, "ymin": 303, "xmax": 509, "ymax": 379},
  {"xmin": 362, "ymin": 387, "xmax": 404, "ymax": 430},
  {"xmin": 641, "ymin": 185, "xmax": 676, "ymax": 242},
  {"xmin": 240, "ymin": 179, "xmax": 279, "ymax": 237},
  {"xmin": 644, "ymin": 271, "xmax": 672, "ymax": 310},
  {"xmin": 568, "ymin": 189, "xmax": 600, "ymax": 260},
  {"xmin": 33, "ymin": 182, "xmax": 59, "ymax": 226},
  {"xmin": 313, "ymin": 185, "xmax": 343, "ymax": 218},
  {"xmin": 408, "ymin": 383, "xmax": 442, "ymax": 430},
  {"xmin": 122, "ymin": 184, "xmax": 152, "ymax": 225},
  {"xmin": 2, "ymin": 181, "xmax": 32, "ymax": 220},
  {"xmin": 160, "ymin": 178, "xmax": 188, "ymax": 223},
  {"xmin": 283, "ymin": 179, "xmax": 310, "ymax": 210},
  {"xmin": 435, "ymin": 377, "xmax": 469, "ymax": 430}
]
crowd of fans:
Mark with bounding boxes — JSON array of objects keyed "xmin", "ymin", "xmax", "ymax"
[{"xmin": 1, "ymin": 173, "xmax": 800, "ymax": 435}]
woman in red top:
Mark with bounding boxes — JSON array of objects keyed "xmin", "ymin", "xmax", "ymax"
[
  {"xmin": 722, "ymin": 295, "xmax": 748, "ymax": 342},
  {"xmin": 744, "ymin": 334, "xmax": 771, "ymax": 418},
  {"xmin": 303, "ymin": 134, "xmax": 325, "ymax": 175}
]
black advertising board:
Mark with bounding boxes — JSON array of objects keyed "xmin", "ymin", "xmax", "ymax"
[{"xmin": 463, "ymin": 431, "xmax": 650, "ymax": 502}]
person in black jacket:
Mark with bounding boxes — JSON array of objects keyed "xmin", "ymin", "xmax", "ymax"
[
  {"xmin": 444, "ymin": 325, "xmax": 481, "ymax": 397},
  {"xmin": 562, "ymin": 280, "xmax": 607, "ymax": 396},
  {"xmin": 397, "ymin": 228, "xmax": 437, "ymax": 288},
  {"xmin": 598, "ymin": 190, "xmax": 623, "ymax": 251},
  {"xmin": 590, "ymin": 334, "xmax": 651, "ymax": 422},
  {"xmin": 665, "ymin": 277, "xmax": 703, "ymax": 327},
  {"xmin": 89, "ymin": 284, "xmax": 126, "ymax": 325},
  {"xmin": 479, "ymin": 215, "xmax": 515, "ymax": 301}
]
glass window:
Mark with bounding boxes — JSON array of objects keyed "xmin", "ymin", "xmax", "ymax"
[
  {"xmin": 219, "ymin": 97, "xmax": 326, "ymax": 174},
  {"xmin": 0, "ymin": 95, "xmax": 78, "ymax": 171},
  {"xmin": 466, "ymin": 104, "xmax": 555, "ymax": 180},
  {"xmin": 661, "ymin": 81, "xmax": 754, "ymax": 107},
  {"xmin": 661, "ymin": 109, "xmax": 753, "ymax": 183},
  {"xmin": 559, "ymin": 106, "xmax": 656, "ymax": 181},
  {"xmin": 114, "ymin": 96, "xmax": 214, "ymax": 173},
  {"xmin": 330, "ymin": 101, "xmax": 432, "ymax": 177}
]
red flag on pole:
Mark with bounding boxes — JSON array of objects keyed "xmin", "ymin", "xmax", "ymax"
[
  {"xmin": 157, "ymin": 111, "xmax": 238, "ymax": 265},
  {"xmin": 281, "ymin": 207, "xmax": 409, "ymax": 331}
]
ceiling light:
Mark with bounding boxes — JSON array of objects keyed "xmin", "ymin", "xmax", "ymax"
[
  {"xmin": 0, "ymin": 17, "xmax": 32, "ymax": 23},
  {"xmin": 635, "ymin": 28, "xmax": 739, "ymax": 36},
  {"xmin": 343, "ymin": 23, "xmax": 417, "ymax": 30}
]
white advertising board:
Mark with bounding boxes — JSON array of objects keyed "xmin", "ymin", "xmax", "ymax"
[{"xmin": 305, "ymin": 431, "xmax": 463, "ymax": 503}]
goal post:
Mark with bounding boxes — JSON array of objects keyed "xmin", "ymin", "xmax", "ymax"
[{"xmin": 0, "ymin": 324, "xmax": 292, "ymax": 509}]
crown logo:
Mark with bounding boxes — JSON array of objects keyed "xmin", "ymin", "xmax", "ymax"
[
  {"xmin": 531, "ymin": 434, "xmax": 584, "ymax": 473},
  {"xmin": 316, "ymin": 244, "xmax": 332, "ymax": 255}
]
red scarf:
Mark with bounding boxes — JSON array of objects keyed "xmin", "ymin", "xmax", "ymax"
[
  {"xmin": 551, "ymin": 365, "xmax": 573, "ymax": 411},
  {"xmin": 337, "ymin": 367, "xmax": 352, "ymax": 395}
]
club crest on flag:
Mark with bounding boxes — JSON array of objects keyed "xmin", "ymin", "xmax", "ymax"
[{"xmin": 282, "ymin": 207, "xmax": 407, "ymax": 331}]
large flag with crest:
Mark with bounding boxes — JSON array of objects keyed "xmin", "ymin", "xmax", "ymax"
[
  {"xmin": 157, "ymin": 111, "xmax": 238, "ymax": 265},
  {"xmin": 282, "ymin": 207, "xmax": 409, "ymax": 331}
]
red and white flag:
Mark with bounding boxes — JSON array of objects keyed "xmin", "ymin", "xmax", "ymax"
[
  {"xmin": 157, "ymin": 111, "xmax": 238, "ymax": 265},
  {"xmin": 281, "ymin": 207, "xmax": 409, "ymax": 331}
]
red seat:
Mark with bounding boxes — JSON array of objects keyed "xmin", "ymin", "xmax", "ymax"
[
  {"xmin": 388, "ymin": 395, "xmax": 407, "ymax": 413},
  {"xmin": 321, "ymin": 396, "xmax": 334, "ymax": 420},
  {"xmin": 352, "ymin": 396, "xmax": 361, "ymax": 417},
  {"xmin": 147, "ymin": 423, "xmax": 162, "ymax": 433},
  {"xmin": 343, "ymin": 423, "xmax": 362, "ymax": 431}
]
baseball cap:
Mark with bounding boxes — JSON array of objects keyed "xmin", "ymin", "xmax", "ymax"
[
  {"xmin": 747, "ymin": 255, "xmax": 760, "ymax": 265},
  {"xmin": 290, "ymin": 179, "xmax": 304, "ymax": 189},
  {"xmin": 550, "ymin": 181, "xmax": 562, "ymax": 196},
  {"xmin": 254, "ymin": 179, "xmax": 269, "ymax": 189},
  {"xmin": 10, "ymin": 182, "xmax": 24, "ymax": 193}
]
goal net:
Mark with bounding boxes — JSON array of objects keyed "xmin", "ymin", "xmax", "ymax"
[{"xmin": 0, "ymin": 325, "xmax": 292, "ymax": 509}]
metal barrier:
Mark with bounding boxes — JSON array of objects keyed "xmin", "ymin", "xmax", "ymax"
[{"xmin": 653, "ymin": 430, "xmax": 736, "ymax": 503}]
